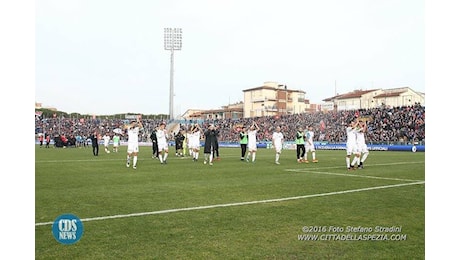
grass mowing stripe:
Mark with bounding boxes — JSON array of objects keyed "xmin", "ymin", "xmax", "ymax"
[
  {"xmin": 35, "ymin": 180, "xmax": 424, "ymax": 227},
  {"xmin": 36, "ymin": 147, "xmax": 424, "ymax": 258},
  {"xmin": 285, "ymin": 160, "xmax": 424, "ymax": 170},
  {"xmin": 35, "ymin": 158, "xmax": 425, "ymax": 165},
  {"xmin": 286, "ymin": 169, "xmax": 423, "ymax": 182}
]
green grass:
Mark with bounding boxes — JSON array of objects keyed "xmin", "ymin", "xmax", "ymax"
[{"xmin": 35, "ymin": 145, "xmax": 425, "ymax": 259}]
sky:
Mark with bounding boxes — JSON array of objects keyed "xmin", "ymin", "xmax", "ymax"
[{"xmin": 34, "ymin": 0, "xmax": 425, "ymax": 116}]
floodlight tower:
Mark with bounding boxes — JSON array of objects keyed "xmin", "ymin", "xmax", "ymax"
[{"xmin": 164, "ymin": 28, "xmax": 182, "ymax": 120}]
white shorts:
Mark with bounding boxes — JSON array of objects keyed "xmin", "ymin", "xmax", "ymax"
[
  {"xmin": 346, "ymin": 143, "xmax": 358, "ymax": 156},
  {"xmin": 113, "ymin": 142, "xmax": 119, "ymax": 148},
  {"xmin": 127, "ymin": 143, "xmax": 139, "ymax": 154},
  {"xmin": 274, "ymin": 144, "xmax": 282, "ymax": 153},
  {"xmin": 248, "ymin": 142, "xmax": 257, "ymax": 151},
  {"xmin": 190, "ymin": 140, "xmax": 200, "ymax": 150},
  {"xmin": 158, "ymin": 141, "xmax": 169, "ymax": 151},
  {"xmin": 357, "ymin": 143, "xmax": 369, "ymax": 153},
  {"xmin": 305, "ymin": 144, "xmax": 315, "ymax": 152}
]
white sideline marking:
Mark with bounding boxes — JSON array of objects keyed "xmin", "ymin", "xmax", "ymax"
[{"xmin": 35, "ymin": 181, "xmax": 424, "ymax": 226}]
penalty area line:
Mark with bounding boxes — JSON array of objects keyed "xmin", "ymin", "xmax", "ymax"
[{"xmin": 35, "ymin": 181, "xmax": 424, "ymax": 227}]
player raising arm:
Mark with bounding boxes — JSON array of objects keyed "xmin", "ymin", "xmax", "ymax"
[
  {"xmin": 124, "ymin": 117, "xmax": 143, "ymax": 170},
  {"xmin": 356, "ymin": 120, "xmax": 370, "ymax": 169},
  {"xmin": 272, "ymin": 126, "xmax": 284, "ymax": 165},
  {"xmin": 345, "ymin": 119, "xmax": 360, "ymax": 171},
  {"xmin": 246, "ymin": 122, "xmax": 260, "ymax": 163}
]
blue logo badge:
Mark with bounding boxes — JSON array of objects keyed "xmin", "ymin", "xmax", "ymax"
[{"xmin": 52, "ymin": 213, "xmax": 84, "ymax": 245}]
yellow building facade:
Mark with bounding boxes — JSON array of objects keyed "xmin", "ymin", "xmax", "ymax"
[{"xmin": 242, "ymin": 82, "xmax": 307, "ymax": 118}]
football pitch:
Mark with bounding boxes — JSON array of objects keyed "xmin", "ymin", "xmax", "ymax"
[{"xmin": 35, "ymin": 145, "xmax": 425, "ymax": 259}]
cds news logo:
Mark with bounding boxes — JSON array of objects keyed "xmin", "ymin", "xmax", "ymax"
[{"xmin": 52, "ymin": 214, "xmax": 84, "ymax": 245}]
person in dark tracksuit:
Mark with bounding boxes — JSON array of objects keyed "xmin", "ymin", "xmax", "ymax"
[
  {"xmin": 150, "ymin": 129, "xmax": 159, "ymax": 159},
  {"xmin": 89, "ymin": 131, "xmax": 99, "ymax": 156},
  {"xmin": 203, "ymin": 124, "xmax": 218, "ymax": 166},
  {"xmin": 239, "ymin": 126, "xmax": 248, "ymax": 161},
  {"xmin": 212, "ymin": 126, "xmax": 220, "ymax": 161}
]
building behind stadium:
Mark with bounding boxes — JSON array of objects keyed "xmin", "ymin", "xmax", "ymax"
[{"xmin": 180, "ymin": 81, "xmax": 425, "ymax": 120}]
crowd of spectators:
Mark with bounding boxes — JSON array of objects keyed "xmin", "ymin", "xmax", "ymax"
[
  {"xmin": 35, "ymin": 104, "xmax": 425, "ymax": 146},
  {"xmin": 196, "ymin": 103, "xmax": 424, "ymax": 145}
]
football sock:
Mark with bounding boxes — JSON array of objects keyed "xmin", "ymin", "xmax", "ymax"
[
  {"xmin": 361, "ymin": 152, "xmax": 369, "ymax": 163},
  {"xmin": 351, "ymin": 156, "xmax": 359, "ymax": 167}
]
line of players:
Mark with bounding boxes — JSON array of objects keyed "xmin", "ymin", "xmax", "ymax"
[
  {"xmin": 149, "ymin": 121, "xmax": 318, "ymax": 167},
  {"xmin": 109, "ymin": 117, "xmax": 369, "ymax": 171},
  {"xmin": 148, "ymin": 122, "xmax": 263, "ymax": 167},
  {"xmin": 151, "ymin": 123, "xmax": 221, "ymax": 166}
]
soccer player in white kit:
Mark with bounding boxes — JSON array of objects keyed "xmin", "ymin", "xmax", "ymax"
[
  {"xmin": 189, "ymin": 124, "xmax": 202, "ymax": 162},
  {"xmin": 272, "ymin": 126, "xmax": 284, "ymax": 165},
  {"xmin": 356, "ymin": 120, "xmax": 370, "ymax": 169},
  {"xmin": 103, "ymin": 133, "xmax": 111, "ymax": 153},
  {"xmin": 246, "ymin": 122, "xmax": 260, "ymax": 163},
  {"xmin": 156, "ymin": 122, "xmax": 169, "ymax": 164},
  {"xmin": 124, "ymin": 118, "xmax": 143, "ymax": 170},
  {"xmin": 345, "ymin": 119, "xmax": 360, "ymax": 170},
  {"xmin": 305, "ymin": 125, "xmax": 318, "ymax": 163}
]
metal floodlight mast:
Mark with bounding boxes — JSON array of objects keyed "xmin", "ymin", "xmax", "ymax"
[{"xmin": 164, "ymin": 28, "xmax": 182, "ymax": 120}]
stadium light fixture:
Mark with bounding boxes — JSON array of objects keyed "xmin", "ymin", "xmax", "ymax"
[{"xmin": 164, "ymin": 28, "xmax": 182, "ymax": 120}]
